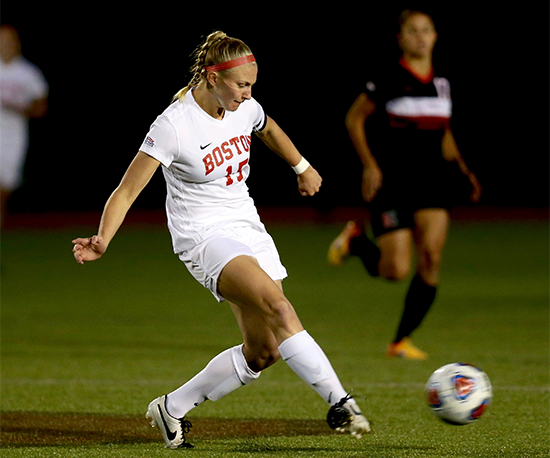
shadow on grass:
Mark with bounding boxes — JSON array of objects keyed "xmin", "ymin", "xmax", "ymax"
[{"xmin": 1, "ymin": 412, "xmax": 332, "ymax": 447}]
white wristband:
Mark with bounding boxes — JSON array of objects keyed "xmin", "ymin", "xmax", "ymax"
[{"xmin": 292, "ymin": 157, "xmax": 310, "ymax": 175}]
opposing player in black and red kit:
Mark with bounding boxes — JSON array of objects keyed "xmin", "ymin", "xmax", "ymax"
[{"xmin": 328, "ymin": 9, "xmax": 481, "ymax": 359}]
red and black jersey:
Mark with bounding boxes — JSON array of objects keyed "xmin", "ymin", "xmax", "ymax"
[{"xmin": 363, "ymin": 57, "xmax": 452, "ymax": 187}]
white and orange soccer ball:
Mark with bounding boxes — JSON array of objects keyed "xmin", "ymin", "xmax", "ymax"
[{"xmin": 425, "ymin": 362, "xmax": 492, "ymax": 425}]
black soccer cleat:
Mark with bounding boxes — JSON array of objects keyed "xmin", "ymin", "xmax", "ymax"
[{"xmin": 327, "ymin": 394, "xmax": 371, "ymax": 438}]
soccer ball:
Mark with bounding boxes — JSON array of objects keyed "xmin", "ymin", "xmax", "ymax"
[{"xmin": 425, "ymin": 362, "xmax": 492, "ymax": 425}]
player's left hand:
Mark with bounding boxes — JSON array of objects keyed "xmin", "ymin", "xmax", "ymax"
[
  {"xmin": 297, "ymin": 166, "xmax": 322, "ymax": 196},
  {"xmin": 72, "ymin": 235, "xmax": 107, "ymax": 264},
  {"xmin": 468, "ymin": 172, "xmax": 482, "ymax": 203}
]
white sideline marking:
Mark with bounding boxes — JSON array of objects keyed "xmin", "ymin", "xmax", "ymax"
[{"xmin": 3, "ymin": 378, "xmax": 549, "ymax": 392}]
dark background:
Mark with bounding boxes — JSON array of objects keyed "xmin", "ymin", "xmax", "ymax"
[{"xmin": 2, "ymin": 2, "xmax": 549, "ymax": 215}]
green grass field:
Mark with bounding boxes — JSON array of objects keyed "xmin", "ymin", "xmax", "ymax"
[{"xmin": 1, "ymin": 212, "xmax": 549, "ymax": 457}]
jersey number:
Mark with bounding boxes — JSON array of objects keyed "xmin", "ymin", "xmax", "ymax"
[{"xmin": 225, "ymin": 159, "xmax": 249, "ymax": 186}]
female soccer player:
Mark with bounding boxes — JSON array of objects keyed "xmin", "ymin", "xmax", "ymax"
[
  {"xmin": 0, "ymin": 25, "xmax": 48, "ymax": 228},
  {"xmin": 72, "ymin": 31, "xmax": 370, "ymax": 448},
  {"xmin": 328, "ymin": 10, "xmax": 481, "ymax": 359}
]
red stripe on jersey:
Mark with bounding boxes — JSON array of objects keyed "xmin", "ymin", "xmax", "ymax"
[{"xmin": 389, "ymin": 113, "xmax": 450, "ymax": 130}]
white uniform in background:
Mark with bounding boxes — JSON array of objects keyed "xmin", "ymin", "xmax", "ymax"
[
  {"xmin": 0, "ymin": 56, "xmax": 48, "ymax": 190},
  {"xmin": 139, "ymin": 90, "xmax": 287, "ymax": 300}
]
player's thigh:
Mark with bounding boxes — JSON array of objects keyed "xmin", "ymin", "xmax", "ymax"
[
  {"xmin": 413, "ymin": 208, "xmax": 450, "ymax": 255},
  {"xmin": 218, "ymin": 256, "xmax": 303, "ymax": 340},
  {"xmin": 218, "ymin": 255, "xmax": 284, "ymax": 308},
  {"xmin": 229, "ymin": 278, "xmax": 283, "ymax": 345},
  {"xmin": 377, "ymin": 228, "xmax": 413, "ymax": 279}
]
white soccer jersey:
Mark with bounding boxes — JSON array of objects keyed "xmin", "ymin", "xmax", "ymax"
[
  {"xmin": 139, "ymin": 90, "xmax": 267, "ymax": 253},
  {"xmin": 0, "ymin": 56, "xmax": 48, "ymax": 190}
]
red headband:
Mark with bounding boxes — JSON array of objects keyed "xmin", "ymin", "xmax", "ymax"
[{"xmin": 204, "ymin": 54, "xmax": 256, "ymax": 72}]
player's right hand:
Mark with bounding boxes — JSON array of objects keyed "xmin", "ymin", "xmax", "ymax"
[
  {"xmin": 297, "ymin": 165, "xmax": 322, "ymax": 197},
  {"xmin": 361, "ymin": 165, "xmax": 382, "ymax": 202},
  {"xmin": 72, "ymin": 236, "xmax": 107, "ymax": 264}
]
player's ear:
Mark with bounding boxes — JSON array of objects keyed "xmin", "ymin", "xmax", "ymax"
[{"xmin": 205, "ymin": 71, "xmax": 219, "ymax": 87}]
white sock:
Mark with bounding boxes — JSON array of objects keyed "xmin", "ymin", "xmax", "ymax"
[
  {"xmin": 278, "ymin": 330, "xmax": 349, "ymax": 405},
  {"xmin": 166, "ymin": 344, "xmax": 260, "ymax": 418}
]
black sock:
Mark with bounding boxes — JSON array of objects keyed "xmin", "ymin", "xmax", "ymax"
[
  {"xmin": 394, "ymin": 275, "xmax": 437, "ymax": 343},
  {"xmin": 349, "ymin": 233, "xmax": 381, "ymax": 277}
]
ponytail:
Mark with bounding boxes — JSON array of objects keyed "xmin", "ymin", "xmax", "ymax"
[{"xmin": 173, "ymin": 31, "xmax": 254, "ymax": 102}]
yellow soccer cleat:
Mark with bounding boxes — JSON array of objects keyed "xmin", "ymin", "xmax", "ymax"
[
  {"xmin": 387, "ymin": 337, "xmax": 428, "ymax": 360},
  {"xmin": 327, "ymin": 221, "xmax": 362, "ymax": 266}
]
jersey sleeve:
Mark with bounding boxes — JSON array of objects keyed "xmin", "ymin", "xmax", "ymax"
[
  {"xmin": 139, "ymin": 115, "xmax": 178, "ymax": 167},
  {"xmin": 356, "ymin": 62, "xmax": 391, "ymax": 105},
  {"xmin": 249, "ymin": 98, "xmax": 267, "ymax": 133},
  {"xmin": 28, "ymin": 63, "xmax": 48, "ymax": 100},
  {"xmin": 362, "ymin": 76, "xmax": 381, "ymax": 105}
]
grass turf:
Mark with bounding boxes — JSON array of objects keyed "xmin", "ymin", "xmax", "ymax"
[{"xmin": 1, "ymin": 214, "xmax": 548, "ymax": 457}]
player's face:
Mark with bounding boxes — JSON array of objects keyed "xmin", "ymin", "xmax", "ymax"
[
  {"xmin": 215, "ymin": 64, "xmax": 257, "ymax": 112},
  {"xmin": 398, "ymin": 14, "xmax": 437, "ymax": 59},
  {"xmin": 0, "ymin": 27, "xmax": 21, "ymax": 63}
]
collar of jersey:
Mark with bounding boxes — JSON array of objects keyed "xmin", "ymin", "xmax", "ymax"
[
  {"xmin": 399, "ymin": 56, "xmax": 434, "ymax": 84},
  {"xmin": 188, "ymin": 89, "xmax": 229, "ymax": 123}
]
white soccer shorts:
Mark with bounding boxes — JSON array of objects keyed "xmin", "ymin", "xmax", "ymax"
[
  {"xmin": 0, "ymin": 134, "xmax": 27, "ymax": 191},
  {"xmin": 178, "ymin": 225, "xmax": 288, "ymax": 302}
]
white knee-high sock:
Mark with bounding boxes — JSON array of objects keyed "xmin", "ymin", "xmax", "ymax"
[
  {"xmin": 166, "ymin": 344, "xmax": 260, "ymax": 418},
  {"xmin": 278, "ymin": 330, "xmax": 349, "ymax": 405}
]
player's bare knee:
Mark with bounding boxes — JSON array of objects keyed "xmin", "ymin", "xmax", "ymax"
[
  {"xmin": 418, "ymin": 247, "xmax": 442, "ymax": 275},
  {"xmin": 246, "ymin": 345, "xmax": 281, "ymax": 372},
  {"xmin": 379, "ymin": 260, "xmax": 409, "ymax": 281},
  {"xmin": 260, "ymin": 293, "xmax": 297, "ymax": 329}
]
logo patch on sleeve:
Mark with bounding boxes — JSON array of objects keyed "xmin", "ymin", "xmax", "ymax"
[
  {"xmin": 145, "ymin": 136, "xmax": 155, "ymax": 147},
  {"xmin": 381, "ymin": 210, "xmax": 399, "ymax": 229}
]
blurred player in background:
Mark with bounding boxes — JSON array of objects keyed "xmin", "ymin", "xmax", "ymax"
[
  {"xmin": 0, "ymin": 25, "xmax": 48, "ymax": 227},
  {"xmin": 328, "ymin": 10, "xmax": 481, "ymax": 359},
  {"xmin": 72, "ymin": 31, "xmax": 370, "ymax": 449}
]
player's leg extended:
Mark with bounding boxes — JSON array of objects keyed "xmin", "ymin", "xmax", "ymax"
[
  {"xmin": 219, "ymin": 255, "xmax": 370, "ymax": 437},
  {"xmin": 219, "ymin": 255, "xmax": 340, "ymax": 401}
]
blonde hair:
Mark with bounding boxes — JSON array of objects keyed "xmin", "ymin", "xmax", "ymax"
[{"xmin": 173, "ymin": 31, "xmax": 254, "ymax": 102}]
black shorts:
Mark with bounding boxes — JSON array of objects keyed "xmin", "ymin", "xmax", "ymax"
[{"xmin": 368, "ymin": 182, "xmax": 452, "ymax": 238}]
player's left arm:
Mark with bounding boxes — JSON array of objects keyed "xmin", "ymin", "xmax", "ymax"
[
  {"xmin": 255, "ymin": 115, "xmax": 322, "ymax": 196},
  {"xmin": 442, "ymin": 127, "xmax": 482, "ymax": 203},
  {"xmin": 26, "ymin": 97, "xmax": 48, "ymax": 119},
  {"xmin": 1, "ymin": 96, "xmax": 48, "ymax": 119}
]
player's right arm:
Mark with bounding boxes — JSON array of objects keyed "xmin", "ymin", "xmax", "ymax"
[
  {"xmin": 72, "ymin": 151, "xmax": 160, "ymax": 264},
  {"xmin": 345, "ymin": 93, "xmax": 382, "ymax": 202}
]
